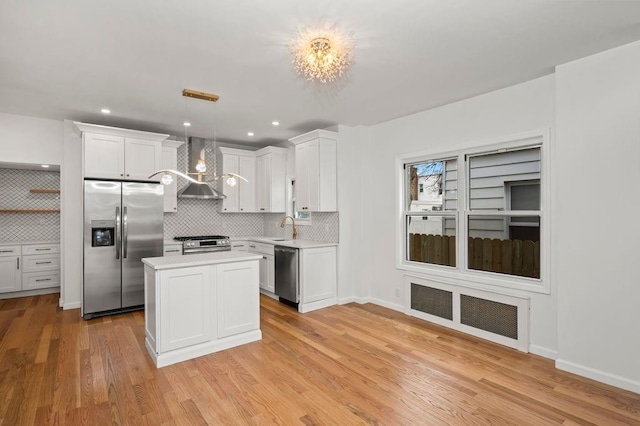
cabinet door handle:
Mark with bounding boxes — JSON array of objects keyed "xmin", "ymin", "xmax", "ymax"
[
  {"xmin": 165, "ymin": 249, "xmax": 180, "ymax": 253},
  {"xmin": 17, "ymin": 258, "xmax": 19, "ymax": 270},
  {"xmin": 0, "ymin": 250, "xmax": 13, "ymax": 253},
  {"xmin": 35, "ymin": 248, "xmax": 51, "ymax": 251},
  {"xmin": 36, "ymin": 261, "xmax": 52, "ymax": 265},
  {"xmin": 35, "ymin": 278, "xmax": 52, "ymax": 282}
]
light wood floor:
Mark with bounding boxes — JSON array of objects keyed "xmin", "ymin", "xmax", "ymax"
[{"xmin": 1, "ymin": 294, "xmax": 639, "ymax": 425}]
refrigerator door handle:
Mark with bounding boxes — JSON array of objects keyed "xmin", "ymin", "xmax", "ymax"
[
  {"xmin": 123, "ymin": 206, "xmax": 128, "ymax": 259},
  {"xmin": 115, "ymin": 206, "xmax": 121, "ymax": 260}
]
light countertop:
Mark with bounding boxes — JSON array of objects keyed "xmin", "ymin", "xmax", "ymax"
[
  {"xmin": 0, "ymin": 240, "xmax": 59, "ymax": 246},
  {"xmin": 232, "ymin": 236, "xmax": 338, "ymax": 249},
  {"xmin": 143, "ymin": 251, "xmax": 262, "ymax": 270}
]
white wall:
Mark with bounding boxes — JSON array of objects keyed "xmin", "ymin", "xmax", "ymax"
[
  {"xmin": 555, "ymin": 41, "xmax": 640, "ymax": 393},
  {"xmin": 0, "ymin": 112, "xmax": 63, "ymax": 165},
  {"xmin": 343, "ymin": 75, "xmax": 558, "ymax": 356}
]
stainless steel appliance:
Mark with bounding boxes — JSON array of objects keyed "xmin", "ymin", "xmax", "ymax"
[
  {"xmin": 174, "ymin": 235, "xmax": 231, "ymax": 254},
  {"xmin": 83, "ymin": 180, "xmax": 164, "ymax": 319},
  {"xmin": 274, "ymin": 245, "xmax": 299, "ymax": 305}
]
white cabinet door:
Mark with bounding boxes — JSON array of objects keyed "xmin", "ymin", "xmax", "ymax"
[
  {"xmin": 265, "ymin": 254, "xmax": 275, "ymax": 293},
  {"xmin": 84, "ymin": 133, "xmax": 126, "ymax": 179},
  {"xmin": 291, "ymin": 130, "xmax": 337, "ymax": 212},
  {"xmin": 255, "ymin": 155, "xmax": 270, "ymax": 212},
  {"xmin": 216, "ymin": 261, "xmax": 260, "ymax": 338},
  {"xmin": 22, "ymin": 271, "xmax": 59, "ymax": 290},
  {"xmin": 220, "ymin": 154, "xmax": 239, "ymax": 212},
  {"xmin": 300, "ymin": 247, "xmax": 337, "ymax": 304},
  {"xmin": 161, "ymin": 146, "xmax": 178, "ymax": 212},
  {"xmin": 0, "ymin": 256, "xmax": 21, "ymax": 293},
  {"xmin": 124, "ymin": 137, "xmax": 162, "ymax": 181},
  {"xmin": 159, "ymin": 266, "xmax": 214, "ymax": 352},
  {"xmin": 258, "ymin": 255, "xmax": 268, "ymax": 290},
  {"xmin": 238, "ymin": 155, "xmax": 256, "ymax": 212}
]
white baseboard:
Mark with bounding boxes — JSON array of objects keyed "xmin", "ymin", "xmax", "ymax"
[
  {"xmin": 368, "ymin": 297, "xmax": 404, "ymax": 312},
  {"xmin": 529, "ymin": 344, "xmax": 557, "ymax": 360},
  {"xmin": 0, "ymin": 288, "xmax": 60, "ymax": 300},
  {"xmin": 337, "ymin": 296, "xmax": 357, "ymax": 305},
  {"xmin": 556, "ymin": 359, "xmax": 640, "ymax": 394},
  {"xmin": 63, "ymin": 301, "xmax": 81, "ymax": 310},
  {"xmin": 353, "ymin": 296, "xmax": 372, "ymax": 305},
  {"xmin": 299, "ymin": 297, "xmax": 338, "ymax": 313}
]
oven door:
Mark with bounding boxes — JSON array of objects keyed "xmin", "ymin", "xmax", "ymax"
[{"xmin": 183, "ymin": 246, "xmax": 231, "ymax": 255}]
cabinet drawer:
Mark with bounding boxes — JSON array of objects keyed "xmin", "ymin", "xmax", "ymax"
[
  {"xmin": 163, "ymin": 245, "xmax": 183, "ymax": 256},
  {"xmin": 22, "ymin": 244, "xmax": 59, "ymax": 255},
  {"xmin": 248, "ymin": 242, "xmax": 274, "ymax": 255},
  {"xmin": 22, "ymin": 254, "xmax": 60, "ymax": 272},
  {"xmin": 231, "ymin": 241, "xmax": 248, "ymax": 252},
  {"xmin": 22, "ymin": 271, "xmax": 60, "ymax": 290},
  {"xmin": 0, "ymin": 246, "xmax": 21, "ymax": 257}
]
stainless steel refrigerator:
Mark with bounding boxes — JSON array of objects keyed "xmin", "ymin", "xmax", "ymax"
[{"xmin": 83, "ymin": 180, "xmax": 163, "ymax": 319}]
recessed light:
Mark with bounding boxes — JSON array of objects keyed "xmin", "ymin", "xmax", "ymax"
[
  {"xmin": 247, "ymin": 132, "xmax": 254, "ymax": 137},
  {"xmin": 272, "ymin": 121, "xmax": 280, "ymax": 126},
  {"xmin": 183, "ymin": 122, "xmax": 191, "ymax": 127},
  {"xmin": 101, "ymin": 108, "xmax": 111, "ymax": 114},
  {"xmin": 41, "ymin": 164, "xmax": 50, "ymax": 168}
]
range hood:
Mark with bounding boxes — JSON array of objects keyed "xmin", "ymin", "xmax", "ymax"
[{"xmin": 178, "ymin": 138, "xmax": 226, "ymax": 200}]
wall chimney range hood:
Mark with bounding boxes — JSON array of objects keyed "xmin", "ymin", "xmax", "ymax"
[{"xmin": 178, "ymin": 138, "xmax": 226, "ymax": 200}]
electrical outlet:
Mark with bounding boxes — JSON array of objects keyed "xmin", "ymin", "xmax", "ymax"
[{"xmin": 395, "ymin": 288, "xmax": 400, "ymax": 298}]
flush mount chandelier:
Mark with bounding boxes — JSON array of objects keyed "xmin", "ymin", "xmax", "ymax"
[{"xmin": 289, "ymin": 27, "xmax": 353, "ymax": 83}]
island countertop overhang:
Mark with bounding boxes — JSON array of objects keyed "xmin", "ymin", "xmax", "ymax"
[{"xmin": 142, "ymin": 251, "xmax": 262, "ymax": 270}]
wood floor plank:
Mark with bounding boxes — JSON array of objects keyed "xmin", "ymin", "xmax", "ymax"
[{"xmin": 1, "ymin": 293, "xmax": 639, "ymax": 425}]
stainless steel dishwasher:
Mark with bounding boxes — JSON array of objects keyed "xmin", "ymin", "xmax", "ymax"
[{"xmin": 274, "ymin": 245, "xmax": 299, "ymax": 305}]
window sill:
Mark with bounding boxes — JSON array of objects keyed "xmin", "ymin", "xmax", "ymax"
[{"xmin": 397, "ymin": 261, "xmax": 550, "ymax": 295}]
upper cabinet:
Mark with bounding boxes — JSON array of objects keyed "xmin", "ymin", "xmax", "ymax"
[
  {"xmin": 75, "ymin": 122, "xmax": 169, "ymax": 182},
  {"xmin": 255, "ymin": 146, "xmax": 288, "ymax": 213},
  {"xmin": 290, "ymin": 129, "xmax": 337, "ymax": 212},
  {"xmin": 217, "ymin": 147, "xmax": 256, "ymax": 212},
  {"xmin": 162, "ymin": 139, "xmax": 184, "ymax": 213}
]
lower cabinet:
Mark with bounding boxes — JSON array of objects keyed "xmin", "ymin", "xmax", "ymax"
[
  {"xmin": 144, "ymin": 258, "xmax": 261, "ymax": 367},
  {"xmin": 298, "ymin": 246, "xmax": 338, "ymax": 313},
  {"xmin": 0, "ymin": 243, "xmax": 60, "ymax": 294},
  {"xmin": 248, "ymin": 242, "xmax": 275, "ymax": 294},
  {"xmin": 163, "ymin": 243, "xmax": 183, "ymax": 256},
  {"xmin": 0, "ymin": 254, "xmax": 21, "ymax": 293}
]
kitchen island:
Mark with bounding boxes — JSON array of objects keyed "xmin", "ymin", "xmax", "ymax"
[{"xmin": 142, "ymin": 251, "xmax": 262, "ymax": 367}]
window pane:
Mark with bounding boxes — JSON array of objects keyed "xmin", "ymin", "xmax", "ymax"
[
  {"xmin": 467, "ymin": 215, "xmax": 540, "ymax": 279},
  {"xmin": 408, "ymin": 160, "xmax": 456, "ymax": 212},
  {"xmin": 468, "ymin": 148, "xmax": 540, "ymax": 212},
  {"xmin": 407, "ymin": 215, "xmax": 456, "ymax": 267}
]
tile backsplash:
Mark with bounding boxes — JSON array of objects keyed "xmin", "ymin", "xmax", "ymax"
[
  {"xmin": 0, "ymin": 168, "xmax": 60, "ymax": 242},
  {"xmin": 163, "ymin": 138, "xmax": 339, "ymax": 242}
]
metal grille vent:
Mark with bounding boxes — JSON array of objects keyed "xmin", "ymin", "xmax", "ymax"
[
  {"xmin": 460, "ymin": 295, "xmax": 518, "ymax": 339},
  {"xmin": 411, "ymin": 283, "xmax": 453, "ymax": 320}
]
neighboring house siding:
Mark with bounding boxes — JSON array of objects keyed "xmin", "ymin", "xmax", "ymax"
[
  {"xmin": 444, "ymin": 159, "xmax": 457, "ymax": 236},
  {"xmin": 468, "ymin": 148, "xmax": 540, "ymax": 239}
]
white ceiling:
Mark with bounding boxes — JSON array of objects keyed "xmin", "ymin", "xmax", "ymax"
[{"xmin": 1, "ymin": 1, "xmax": 640, "ymax": 147}]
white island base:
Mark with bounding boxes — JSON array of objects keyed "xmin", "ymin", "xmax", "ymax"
[{"xmin": 142, "ymin": 252, "xmax": 263, "ymax": 368}]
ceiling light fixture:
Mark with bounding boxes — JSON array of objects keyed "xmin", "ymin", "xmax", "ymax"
[
  {"xmin": 290, "ymin": 27, "xmax": 353, "ymax": 83},
  {"xmin": 272, "ymin": 121, "xmax": 280, "ymax": 126},
  {"xmin": 41, "ymin": 164, "xmax": 50, "ymax": 168},
  {"xmin": 247, "ymin": 132, "xmax": 254, "ymax": 137},
  {"xmin": 148, "ymin": 89, "xmax": 247, "ymax": 194},
  {"xmin": 101, "ymin": 108, "xmax": 111, "ymax": 114}
]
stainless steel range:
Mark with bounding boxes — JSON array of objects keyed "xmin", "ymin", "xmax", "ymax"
[{"xmin": 173, "ymin": 235, "xmax": 231, "ymax": 255}]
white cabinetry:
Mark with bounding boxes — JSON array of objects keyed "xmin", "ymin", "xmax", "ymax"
[
  {"xmin": 0, "ymin": 246, "xmax": 21, "ymax": 293},
  {"xmin": 216, "ymin": 262, "xmax": 260, "ymax": 338},
  {"xmin": 163, "ymin": 243, "xmax": 182, "ymax": 256},
  {"xmin": 75, "ymin": 122, "xmax": 169, "ymax": 182},
  {"xmin": 255, "ymin": 147, "xmax": 288, "ymax": 213},
  {"xmin": 230, "ymin": 241, "xmax": 248, "ymax": 252},
  {"xmin": 299, "ymin": 246, "xmax": 337, "ymax": 312},
  {"xmin": 290, "ymin": 129, "xmax": 337, "ymax": 212},
  {"xmin": 158, "ymin": 266, "xmax": 214, "ymax": 352},
  {"xmin": 217, "ymin": 148, "xmax": 256, "ymax": 212},
  {"xmin": 22, "ymin": 243, "xmax": 60, "ymax": 291},
  {"xmin": 143, "ymin": 255, "xmax": 261, "ymax": 367},
  {"xmin": 162, "ymin": 139, "xmax": 184, "ymax": 213},
  {"xmin": 248, "ymin": 241, "xmax": 275, "ymax": 294}
]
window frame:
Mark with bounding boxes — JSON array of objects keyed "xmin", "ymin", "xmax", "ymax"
[{"xmin": 396, "ymin": 129, "xmax": 550, "ymax": 294}]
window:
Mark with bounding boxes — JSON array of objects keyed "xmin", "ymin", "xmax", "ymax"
[
  {"xmin": 288, "ymin": 179, "xmax": 311, "ymax": 225},
  {"xmin": 399, "ymin": 131, "xmax": 548, "ymax": 292}
]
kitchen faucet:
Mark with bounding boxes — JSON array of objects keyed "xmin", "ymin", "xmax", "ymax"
[{"xmin": 280, "ymin": 215, "xmax": 298, "ymax": 240}]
